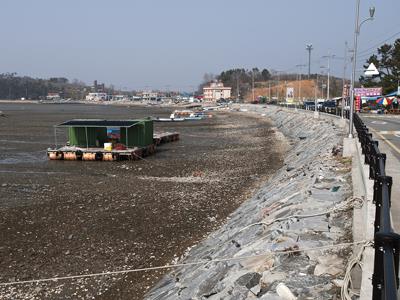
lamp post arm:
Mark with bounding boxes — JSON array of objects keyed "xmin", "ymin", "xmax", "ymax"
[{"xmin": 358, "ymin": 17, "xmax": 373, "ymax": 33}]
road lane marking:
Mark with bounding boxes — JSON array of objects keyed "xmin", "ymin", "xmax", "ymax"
[
  {"xmin": 371, "ymin": 121, "xmax": 388, "ymax": 125},
  {"xmin": 363, "ymin": 115, "xmax": 400, "ymax": 119},
  {"xmin": 370, "ymin": 127, "xmax": 400, "ymax": 156},
  {"xmin": 378, "ymin": 131, "xmax": 400, "ymax": 135}
]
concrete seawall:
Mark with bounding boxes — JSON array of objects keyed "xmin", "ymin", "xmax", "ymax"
[{"xmin": 146, "ymin": 105, "xmax": 359, "ymax": 299}]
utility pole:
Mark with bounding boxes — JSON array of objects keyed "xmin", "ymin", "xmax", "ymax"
[
  {"xmin": 327, "ymin": 54, "xmax": 331, "ymax": 100},
  {"xmin": 236, "ymin": 74, "xmax": 240, "ymax": 100},
  {"xmin": 306, "ymin": 44, "xmax": 313, "ymax": 78},
  {"xmin": 342, "ymin": 41, "xmax": 348, "ymax": 118},
  {"xmin": 322, "ymin": 53, "xmax": 335, "ymax": 100},
  {"xmin": 284, "ymin": 80, "xmax": 287, "ymax": 103},
  {"xmin": 314, "ymin": 73, "xmax": 319, "ymax": 117},
  {"xmin": 296, "ymin": 64, "xmax": 306, "ymax": 102},
  {"xmin": 252, "ymin": 71, "xmax": 255, "ymax": 102},
  {"xmin": 299, "ymin": 73, "xmax": 302, "ymax": 102},
  {"xmin": 314, "ymin": 74, "xmax": 318, "ymax": 100},
  {"xmin": 268, "ymin": 80, "xmax": 271, "ymax": 101},
  {"xmin": 277, "ymin": 72, "xmax": 280, "ymax": 101}
]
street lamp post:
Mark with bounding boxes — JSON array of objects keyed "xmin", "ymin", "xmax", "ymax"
[
  {"xmin": 306, "ymin": 44, "xmax": 313, "ymax": 78},
  {"xmin": 322, "ymin": 53, "xmax": 335, "ymax": 100},
  {"xmin": 252, "ymin": 71, "xmax": 255, "ymax": 102},
  {"xmin": 314, "ymin": 74, "xmax": 319, "ymax": 117},
  {"xmin": 348, "ymin": 2, "xmax": 375, "ymax": 138},
  {"xmin": 296, "ymin": 64, "xmax": 306, "ymax": 102}
]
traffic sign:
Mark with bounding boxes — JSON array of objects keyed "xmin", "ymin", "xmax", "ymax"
[{"xmin": 364, "ymin": 63, "xmax": 379, "ymax": 77}]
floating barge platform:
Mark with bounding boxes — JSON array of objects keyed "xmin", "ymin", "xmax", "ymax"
[{"xmin": 47, "ymin": 119, "xmax": 179, "ymax": 161}]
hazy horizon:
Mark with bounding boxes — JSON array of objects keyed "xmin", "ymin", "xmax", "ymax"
[{"xmin": 1, "ymin": 0, "xmax": 399, "ymax": 90}]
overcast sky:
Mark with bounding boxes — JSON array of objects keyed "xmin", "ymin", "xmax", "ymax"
[{"xmin": 0, "ymin": 0, "xmax": 399, "ymax": 90}]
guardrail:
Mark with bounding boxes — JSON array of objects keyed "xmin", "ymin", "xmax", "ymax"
[
  {"xmin": 276, "ymin": 102, "xmax": 350, "ymax": 119},
  {"xmin": 273, "ymin": 102, "xmax": 399, "ymax": 298},
  {"xmin": 353, "ymin": 113, "xmax": 400, "ymax": 300}
]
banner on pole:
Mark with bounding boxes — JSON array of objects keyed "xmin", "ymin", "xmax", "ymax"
[{"xmin": 286, "ymin": 87, "xmax": 294, "ymax": 103}]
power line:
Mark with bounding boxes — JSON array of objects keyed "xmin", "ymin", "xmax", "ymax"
[{"xmin": 358, "ymin": 30, "xmax": 400, "ymax": 55}]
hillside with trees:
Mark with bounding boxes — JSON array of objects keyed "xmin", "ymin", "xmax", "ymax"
[
  {"xmin": 0, "ymin": 73, "xmax": 90, "ymax": 100},
  {"xmin": 199, "ymin": 68, "xmax": 344, "ymax": 101}
]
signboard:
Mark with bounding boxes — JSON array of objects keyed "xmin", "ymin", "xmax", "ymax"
[
  {"xmin": 286, "ymin": 87, "xmax": 294, "ymax": 103},
  {"xmin": 364, "ymin": 63, "xmax": 379, "ymax": 77},
  {"xmin": 343, "ymin": 84, "xmax": 350, "ymax": 97},
  {"xmin": 354, "ymin": 87, "xmax": 382, "ymax": 97},
  {"xmin": 107, "ymin": 127, "xmax": 120, "ymax": 140},
  {"xmin": 355, "ymin": 96, "xmax": 362, "ymax": 112}
]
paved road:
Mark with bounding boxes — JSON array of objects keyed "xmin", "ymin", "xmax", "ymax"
[{"xmin": 360, "ymin": 114, "xmax": 400, "ymax": 232}]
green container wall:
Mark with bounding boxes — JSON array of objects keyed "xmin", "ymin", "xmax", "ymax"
[
  {"xmin": 143, "ymin": 120, "xmax": 154, "ymax": 146},
  {"xmin": 67, "ymin": 119, "xmax": 153, "ymax": 148},
  {"xmin": 68, "ymin": 127, "xmax": 107, "ymax": 147},
  {"xmin": 120, "ymin": 120, "xmax": 154, "ymax": 147}
]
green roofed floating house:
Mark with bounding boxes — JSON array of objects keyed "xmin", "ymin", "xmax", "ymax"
[{"xmin": 47, "ymin": 118, "xmax": 179, "ymax": 161}]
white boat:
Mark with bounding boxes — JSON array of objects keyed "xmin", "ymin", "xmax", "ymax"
[
  {"xmin": 184, "ymin": 113, "xmax": 206, "ymax": 120},
  {"xmin": 153, "ymin": 116, "xmax": 185, "ymax": 122}
]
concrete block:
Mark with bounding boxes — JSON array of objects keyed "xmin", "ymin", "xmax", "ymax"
[{"xmin": 343, "ymin": 137, "xmax": 356, "ymax": 157}]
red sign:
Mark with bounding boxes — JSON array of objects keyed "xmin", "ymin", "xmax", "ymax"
[{"xmin": 355, "ymin": 96, "xmax": 361, "ymax": 112}]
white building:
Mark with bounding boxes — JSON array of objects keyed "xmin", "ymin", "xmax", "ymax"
[
  {"xmin": 85, "ymin": 92, "xmax": 108, "ymax": 101},
  {"xmin": 141, "ymin": 91, "xmax": 158, "ymax": 101},
  {"xmin": 112, "ymin": 95, "xmax": 129, "ymax": 101},
  {"xmin": 203, "ymin": 81, "xmax": 231, "ymax": 101},
  {"xmin": 46, "ymin": 93, "xmax": 61, "ymax": 101}
]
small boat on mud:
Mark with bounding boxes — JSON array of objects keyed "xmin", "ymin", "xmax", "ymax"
[
  {"xmin": 153, "ymin": 117, "xmax": 185, "ymax": 122},
  {"xmin": 153, "ymin": 110, "xmax": 211, "ymax": 122}
]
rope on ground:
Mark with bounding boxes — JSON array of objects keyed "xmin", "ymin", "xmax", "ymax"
[
  {"xmin": 0, "ymin": 240, "xmax": 370, "ymax": 287},
  {"xmin": 238, "ymin": 196, "xmax": 364, "ymax": 233},
  {"xmin": 341, "ymin": 241, "xmax": 372, "ymax": 300}
]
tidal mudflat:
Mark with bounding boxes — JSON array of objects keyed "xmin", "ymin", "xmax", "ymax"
[{"xmin": 0, "ymin": 103, "xmax": 284, "ymax": 299}]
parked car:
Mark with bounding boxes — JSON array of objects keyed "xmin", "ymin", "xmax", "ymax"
[
  {"xmin": 303, "ymin": 101, "xmax": 315, "ymax": 110},
  {"xmin": 322, "ymin": 101, "xmax": 336, "ymax": 113}
]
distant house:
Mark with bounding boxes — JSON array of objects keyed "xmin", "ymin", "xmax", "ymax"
[
  {"xmin": 203, "ymin": 81, "xmax": 231, "ymax": 101},
  {"xmin": 140, "ymin": 91, "xmax": 158, "ymax": 101},
  {"xmin": 46, "ymin": 92, "xmax": 61, "ymax": 101},
  {"xmin": 112, "ymin": 95, "xmax": 128, "ymax": 101},
  {"xmin": 85, "ymin": 92, "xmax": 108, "ymax": 101}
]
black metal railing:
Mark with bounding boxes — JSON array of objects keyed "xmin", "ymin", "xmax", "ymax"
[
  {"xmin": 353, "ymin": 113, "xmax": 400, "ymax": 300},
  {"xmin": 275, "ymin": 102, "xmax": 350, "ymax": 118}
]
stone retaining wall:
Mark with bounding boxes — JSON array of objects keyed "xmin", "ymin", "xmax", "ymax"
[{"xmin": 146, "ymin": 105, "xmax": 353, "ymax": 299}]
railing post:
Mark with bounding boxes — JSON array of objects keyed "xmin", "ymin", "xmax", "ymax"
[
  {"xmin": 373, "ymin": 236, "xmax": 384, "ymax": 299},
  {"xmin": 374, "ymin": 231, "xmax": 400, "ymax": 299},
  {"xmin": 365, "ymin": 134, "xmax": 373, "ymax": 164},
  {"xmin": 371, "ymin": 153, "xmax": 386, "ymax": 180},
  {"xmin": 373, "ymin": 178, "xmax": 383, "ymax": 234}
]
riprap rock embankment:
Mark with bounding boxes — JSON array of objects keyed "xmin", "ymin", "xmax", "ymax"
[{"xmin": 146, "ymin": 105, "xmax": 352, "ymax": 300}]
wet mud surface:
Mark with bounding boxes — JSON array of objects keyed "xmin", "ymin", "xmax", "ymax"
[{"xmin": 0, "ymin": 103, "xmax": 284, "ymax": 299}]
